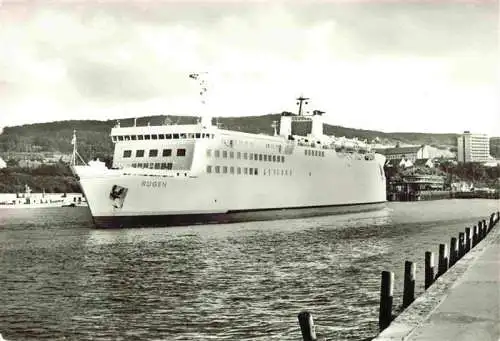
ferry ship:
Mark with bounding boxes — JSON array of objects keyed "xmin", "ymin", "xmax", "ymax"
[{"xmin": 72, "ymin": 74, "xmax": 386, "ymax": 228}]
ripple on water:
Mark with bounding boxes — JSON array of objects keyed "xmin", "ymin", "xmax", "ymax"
[{"xmin": 0, "ymin": 200, "xmax": 498, "ymax": 340}]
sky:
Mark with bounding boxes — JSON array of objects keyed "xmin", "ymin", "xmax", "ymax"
[{"xmin": 0, "ymin": 0, "xmax": 498, "ymax": 135}]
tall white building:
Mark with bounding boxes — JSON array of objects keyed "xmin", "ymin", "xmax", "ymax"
[{"xmin": 457, "ymin": 131, "xmax": 490, "ymax": 163}]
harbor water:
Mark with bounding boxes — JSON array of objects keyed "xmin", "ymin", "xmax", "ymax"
[{"xmin": 0, "ymin": 199, "xmax": 498, "ymax": 340}]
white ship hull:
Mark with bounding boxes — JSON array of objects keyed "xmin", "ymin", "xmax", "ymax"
[{"xmin": 74, "ymin": 144, "xmax": 386, "ymax": 228}]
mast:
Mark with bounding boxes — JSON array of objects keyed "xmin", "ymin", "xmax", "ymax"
[
  {"xmin": 71, "ymin": 129, "xmax": 77, "ymax": 166},
  {"xmin": 70, "ymin": 130, "xmax": 87, "ymax": 168},
  {"xmin": 296, "ymin": 96, "xmax": 309, "ymax": 116},
  {"xmin": 189, "ymin": 72, "xmax": 211, "ymax": 128}
]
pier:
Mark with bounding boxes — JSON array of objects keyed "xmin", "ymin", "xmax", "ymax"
[
  {"xmin": 295, "ymin": 211, "xmax": 500, "ymax": 341},
  {"xmin": 372, "ymin": 211, "xmax": 500, "ymax": 341}
]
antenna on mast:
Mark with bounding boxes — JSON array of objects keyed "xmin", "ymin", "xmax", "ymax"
[
  {"xmin": 189, "ymin": 72, "xmax": 211, "ymax": 128},
  {"xmin": 296, "ymin": 96, "xmax": 310, "ymax": 116}
]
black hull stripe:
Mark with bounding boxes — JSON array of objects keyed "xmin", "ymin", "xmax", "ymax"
[{"xmin": 92, "ymin": 201, "xmax": 386, "ymax": 228}]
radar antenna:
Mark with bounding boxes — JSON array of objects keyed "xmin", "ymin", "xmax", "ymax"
[{"xmin": 189, "ymin": 72, "xmax": 212, "ymax": 128}]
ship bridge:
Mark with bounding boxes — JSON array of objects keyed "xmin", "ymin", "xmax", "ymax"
[{"xmin": 109, "ymin": 121, "xmax": 216, "ymax": 173}]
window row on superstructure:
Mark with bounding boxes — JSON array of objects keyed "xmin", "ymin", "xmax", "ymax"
[
  {"xmin": 112, "ymin": 133, "xmax": 215, "ymax": 142},
  {"xmin": 131, "ymin": 162, "xmax": 173, "ymax": 170},
  {"xmin": 123, "ymin": 148, "xmax": 186, "ymax": 158},
  {"xmin": 206, "ymin": 149, "xmax": 285, "ymax": 163},
  {"xmin": 206, "ymin": 165, "xmax": 293, "ymax": 176},
  {"xmin": 305, "ymin": 149, "xmax": 325, "ymax": 157}
]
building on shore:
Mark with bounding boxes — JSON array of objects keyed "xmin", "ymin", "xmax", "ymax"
[
  {"xmin": 457, "ymin": 131, "xmax": 490, "ymax": 163},
  {"xmin": 375, "ymin": 145, "xmax": 452, "ymax": 163}
]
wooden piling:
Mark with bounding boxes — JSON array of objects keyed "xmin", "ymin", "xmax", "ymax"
[
  {"xmin": 425, "ymin": 251, "xmax": 435, "ymax": 290},
  {"xmin": 489, "ymin": 214, "xmax": 494, "ymax": 232},
  {"xmin": 379, "ymin": 271, "xmax": 394, "ymax": 332},
  {"xmin": 483, "ymin": 219, "xmax": 487, "ymax": 235},
  {"xmin": 472, "ymin": 225, "xmax": 478, "ymax": 247},
  {"xmin": 478, "ymin": 221, "xmax": 484, "ymax": 241},
  {"xmin": 465, "ymin": 228, "xmax": 471, "ymax": 253},
  {"xmin": 458, "ymin": 232, "xmax": 465, "ymax": 259},
  {"xmin": 449, "ymin": 237, "xmax": 458, "ymax": 267},
  {"xmin": 437, "ymin": 244, "xmax": 448, "ymax": 277},
  {"xmin": 403, "ymin": 261, "xmax": 416, "ymax": 309},
  {"xmin": 298, "ymin": 311, "xmax": 317, "ymax": 341}
]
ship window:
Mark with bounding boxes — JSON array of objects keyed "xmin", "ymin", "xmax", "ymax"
[
  {"xmin": 177, "ymin": 149, "xmax": 186, "ymax": 157},
  {"xmin": 144, "ymin": 135, "xmax": 151, "ymax": 140},
  {"xmin": 123, "ymin": 150, "xmax": 132, "ymax": 158},
  {"xmin": 111, "ymin": 136, "xmax": 116, "ymax": 142},
  {"xmin": 167, "ymin": 162, "xmax": 173, "ymax": 170},
  {"xmin": 264, "ymin": 155, "xmax": 268, "ymax": 162},
  {"xmin": 214, "ymin": 150, "xmax": 220, "ymax": 158},
  {"xmin": 173, "ymin": 134, "xmax": 179, "ymax": 139},
  {"xmin": 223, "ymin": 166, "xmax": 228, "ymax": 174},
  {"xmin": 285, "ymin": 170, "xmax": 288, "ymax": 175},
  {"xmin": 244, "ymin": 167, "xmax": 248, "ymax": 175},
  {"xmin": 137, "ymin": 135, "xmax": 144, "ymax": 140},
  {"xmin": 230, "ymin": 166, "xmax": 234, "ymax": 174},
  {"xmin": 282, "ymin": 156, "xmax": 285, "ymax": 163},
  {"xmin": 322, "ymin": 151, "xmax": 325, "ymax": 157},
  {"xmin": 137, "ymin": 163, "xmax": 142, "ymax": 168},
  {"xmin": 230, "ymin": 151, "xmax": 234, "ymax": 159},
  {"xmin": 206, "ymin": 165, "xmax": 212, "ymax": 173},
  {"xmin": 149, "ymin": 163, "xmax": 154, "ymax": 169},
  {"xmin": 237, "ymin": 152, "xmax": 241, "ymax": 159},
  {"xmin": 254, "ymin": 168, "xmax": 258, "ymax": 175},
  {"xmin": 132, "ymin": 163, "xmax": 137, "ymax": 168},
  {"xmin": 258, "ymin": 154, "xmax": 262, "ymax": 161},
  {"xmin": 195, "ymin": 133, "xmax": 201, "ymax": 138},
  {"xmin": 118, "ymin": 136, "xmax": 124, "ymax": 141},
  {"xmin": 243, "ymin": 152, "xmax": 248, "ymax": 160},
  {"xmin": 180, "ymin": 133, "xmax": 187, "ymax": 139},
  {"xmin": 223, "ymin": 151, "xmax": 228, "ymax": 158},
  {"xmin": 131, "ymin": 135, "xmax": 137, "ymax": 141},
  {"xmin": 149, "ymin": 149, "xmax": 158, "ymax": 157},
  {"xmin": 155, "ymin": 163, "xmax": 161, "ymax": 169},
  {"xmin": 188, "ymin": 133, "xmax": 194, "ymax": 138},
  {"xmin": 249, "ymin": 153, "xmax": 253, "ymax": 160},
  {"xmin": 152, "ymin": 135, "xmax": 158, "ymax": 140},
  {"xmin": 206, "ymin": 149, "xmax": 212, "ymax": 157},
  {"xmin": 237, "ymin": 167, "xmax": 241, "ymax": 175},
  {"xmin": 166, "ymin": 134, "xmax": 172, "ymax": 139},
  {"xmin": 163, "ymin": 149, "xmax": 172, "ymax": 157},
  {"xmin": 124, "ymin": 136, "xmax": 130, "ymax": 141},
  {"xmin": 159, "ymin": 134, "xmax": 165, "ymax": 139},
  {"xmin": 272, "ymin": 155, "xmax": 276, "ymax": 162},
  {"xmin": 136, "ymin": 150, "xmax": 145, "ymax": 157},
  {"xmin": 215, "ymin": 166, "xmax": 220, "ymax": 173},
  {"xmin": 161, "ymin": 163, "xmax": 167, "ymax": 169}
]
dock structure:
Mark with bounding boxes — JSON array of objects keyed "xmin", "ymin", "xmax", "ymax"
[{"xmin": 372, "ymin": 211, "xmax": 500, "ymax": 341}]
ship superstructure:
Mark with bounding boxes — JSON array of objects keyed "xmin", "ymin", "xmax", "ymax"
[{"xmin": 72, "ymin": 75, "xmax": 386, "ymax": 228}]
